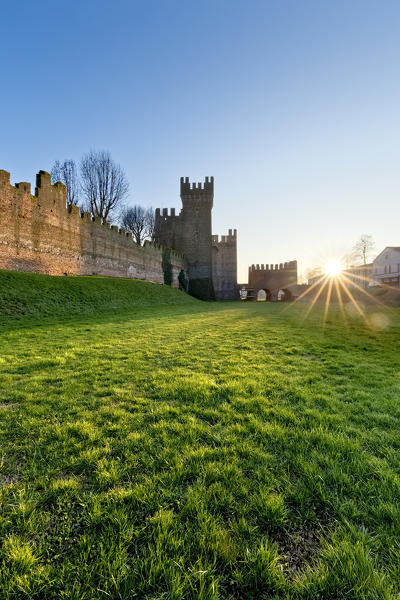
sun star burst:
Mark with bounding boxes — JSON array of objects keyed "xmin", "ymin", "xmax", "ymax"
[{"xmin": 324, "ymin": 259, "xmax": 343, "ymax": 277}]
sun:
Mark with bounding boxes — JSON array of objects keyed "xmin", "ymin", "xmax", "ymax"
[{"xmin": 324, "ymin": 259, "xmax": 343, "ymax": 277}]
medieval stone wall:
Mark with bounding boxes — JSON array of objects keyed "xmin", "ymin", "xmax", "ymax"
[
  {"xmin": 155, "ymin": 177, "xmax": 217, "ymax": 300},
  {"xmin": 212, "ymin": 230, "xmax": 238, "ymax": 300},
  {"xmin": 179, "ymin": 177, "xmax": 214, "ymax": 282},
  {"xmin": 0, "ymin": 169, "xmax": 186, "ymax": 285},
  {"xmin": 247, "ymin": 261, "xmax": 298, "ymax": 300}
]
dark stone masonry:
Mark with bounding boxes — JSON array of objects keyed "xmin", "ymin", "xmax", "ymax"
[{"xmin": 154, "ymin": 177, "xmax": 238, "ymax": 300}]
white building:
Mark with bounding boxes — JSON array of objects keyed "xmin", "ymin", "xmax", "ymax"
[
  {"xmin": 373, "ymin": 247, "xmax": 400, "ymax": 287},
  {"xmin": 343, "ymin": 263, "xmax": 373, "ymax": 289}
]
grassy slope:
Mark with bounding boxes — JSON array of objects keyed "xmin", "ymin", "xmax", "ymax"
[
  {"xmin": 0, "ymin": 271, "xmax": 400, "ymax": 599},
  {"xmin": 0, "ymin": 270, "xmax": 198, "ymax": 318}
]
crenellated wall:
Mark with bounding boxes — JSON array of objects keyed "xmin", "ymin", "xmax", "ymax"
[
  {"xmin": 154, "ymin": 176, "xmax": 239, "ymax": 300},
  {"xmin": 155, "ymin": 176, "xmax": 216, "ymax": 300},
  {"xmin": 0, "ymin": 169, "xmax": 186, "ymax": 285},
  {"xmin": 212, "ymin": 229, "xmax": 238, "ymax": 300},
  {"xmin": 247, "ymin": 260, "xmax": 298, "ymax": 300}
]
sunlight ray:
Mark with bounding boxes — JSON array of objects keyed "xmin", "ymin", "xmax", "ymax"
[
  {"xmin": 302, "ymin": 277, "xmax": 329, "ymax": 322},
  {"xmin": 339, "ymin": 278, "xmax": 367, "ymax": 320},
  {"xmin": 283, "ymin": 274, "xmax": 327, "ymax": 312},
  {"xmin": 340, "ymin": 273, "xmax": 388, "ymax": 308},
  {"xmin": 334, "ymin": 277, "xmax": 348, "ymax": 327},
  {"xmin": 343, "ymin": 271, "xmax": 400, "ymax": 294},
  {"xmin": 322, "ymin": 277, "xmax": 333, "ymax": 326},
  {"xmin": 342, "ymin": 271, "xmax": 376, "ymax": 284}
]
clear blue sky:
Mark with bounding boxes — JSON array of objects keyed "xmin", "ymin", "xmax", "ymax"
[{"xmin": 1, "ymin": 0, "xmax": 399, "ymax": 282}]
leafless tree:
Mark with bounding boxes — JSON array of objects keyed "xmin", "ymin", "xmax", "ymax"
[
  {"xmin": 352, "ymin": 234, "xmax": 375, "ymax": 265},
  {"xmin": 80, "ymin": 150, "xmax": 129, "ymax": 221},
  {"xmin": 120, "ymin": 205, "xmax": 155, "ymax": 246},
  {"xmin": 341, "ymin": 253, "xmax": 354, "ymax": 269},
  {"xmin": 146, "ymin": 208, "xmax": 155, "ymax": 241},
  {"xmin": 51, "ymin": 159, "xmax": 80, "ymax": 209},
  {"xmin": 306, "ymin": 266, "xmax": 323, "ymax": 283}
]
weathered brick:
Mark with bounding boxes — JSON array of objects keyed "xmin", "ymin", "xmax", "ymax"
[{"xmin": 0, "ymin": 170, "xmax": 186, "ymax": 286}]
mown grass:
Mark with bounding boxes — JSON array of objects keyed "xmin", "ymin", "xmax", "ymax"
[
  {"xmin": 0, "ymin": 271, "xmax": 399, "ymax": 599},
  {"xmin": 0, "ymin": 270, "xmax": 197, "ymax": 319}
]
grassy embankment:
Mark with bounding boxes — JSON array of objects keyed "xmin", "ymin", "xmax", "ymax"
[{"xmin": 0, "ymin": 270, "xmax": 399, "ymax": 599}]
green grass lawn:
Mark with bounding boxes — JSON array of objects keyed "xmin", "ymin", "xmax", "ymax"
[{"xmin": 1, "ymin": 272, "xmax": 400, "ymax": 599}]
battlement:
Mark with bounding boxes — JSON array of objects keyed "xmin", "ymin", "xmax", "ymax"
[
  {"xmin": 180, "ymin": 176, "xmax": 214, "ymax": 198},
  {"xmin": 0, "ymin": 169, "xmax": 66, "ymax": 206},
  {"xmin": 249, "ymin": 260, "xmax": 297, "ymax": 272},
  {"xmin": 35, "ymin": 170, "xmax": 52, "ymax": 194},
  {"xmin": 247, "ymin": 259, "xmax": 298, "ymax": 298},
  {"xmin": 0, "ymin": 168, "xmax": 187, "ymax": 284},
  {"xmin": 212, "ymin": 229, "xmax": 237, "ymax": 245},
  {"xmin": 0, "ymin": 170, "xmax": 33, "ymax": 198},
  {"xmin": 0, "ymin": 170, "xmax": 11, "ymax": 185},
  {"xmin": 155, "ymin": 207, "xmax": 179, "ymax": 219}
]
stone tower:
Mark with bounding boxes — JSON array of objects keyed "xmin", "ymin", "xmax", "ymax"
[
  {"xmin": 154, "ymin": 177, "xmax": 215, "ymax": 300},
  {"xmin": 179, "ymin": 176, "xmax": 214, "ymax": 299},
  {"xmin": 212, "ymin": 230, "xmax": 238, "ymax": 300}
]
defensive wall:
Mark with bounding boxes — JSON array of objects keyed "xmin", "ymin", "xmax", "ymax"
[
  {"xmin": 246, "ymin": 261, "xmax": 298, "ymax": 300},
  {"xmin": 155, "ymin": 177, "xmax": 214, "ymax": 299},
  {"xmin": 0, "ymin": 169, "xmax": 186, "ymax": 285},
  {"xmin": 155, "ymin": 176, "xmax": 238, "ymax": 300},
  {"xmin": 212, "ymin": 230, "xmax": 238, "ymax": 300}
]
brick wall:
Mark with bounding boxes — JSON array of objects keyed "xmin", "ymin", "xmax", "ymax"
[
  {"xmin": 247, "ymin": 261, "xmax": 298, "ymax": 300},
  {"xmin": 0, "ymin": 169, "xmax": 186, "ymax": 285}
]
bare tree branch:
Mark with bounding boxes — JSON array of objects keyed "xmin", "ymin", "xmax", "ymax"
[
  {"xmin": 352, "ymin": 234, "xmax": 375, "ymax": 265},
  {"xmin": 145, "ymin": 207, "xmax": 155, "ymax": 242},
  {"xmin": 80, "ymin": 150, "xmax": 129, "ymax": 221},
  {"xmin": 51, "ymin": 159, "xmax": 80, "ymax": 209},
  {"xmin": 120, "ymin": 205, "xmax": 154, "ymax": 246}
]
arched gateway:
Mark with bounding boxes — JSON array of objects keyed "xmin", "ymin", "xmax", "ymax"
[
  {"xmin": 257, "ymin": 289, "xmax": 271, "ymax": 301},
  {"xmin": 245, "ymin": 261, "xmax": 297, "ymax": 301},
  {"xmin": 278, "ymin": 288, "xmax": 292, "ymax": 302}
]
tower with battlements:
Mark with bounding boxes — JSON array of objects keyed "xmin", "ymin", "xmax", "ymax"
[
  {"xmin": 212, "ymin": 230, "xmax": 238, "ymax": 300},
  {"xmin": 155, "ymin": 176, "xmax": 237, "ymax": 300}
]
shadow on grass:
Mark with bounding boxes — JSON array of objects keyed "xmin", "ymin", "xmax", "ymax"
[{"xmin": 0, "ymin": 303, "xmax": 236, "ymax": 334}]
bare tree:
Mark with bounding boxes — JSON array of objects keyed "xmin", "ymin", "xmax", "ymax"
[
  {"xmin": 120, "ymin": 205, "xmax": 155, "ymax": 246},
  {"xmin": 352, "ymin": 234, "xmax": 375, "ymax": 265},
  {"xmin": 341, "ymin": 253, "xmax": 354, "ymax": 269},
  {"xmin": 51, "ymin": 159, "xmax": 80, "ymax": 209},
  {"xmin": 80, "ymin": 150, "xmax": 129, "ymax": 221},
  {"xmin": 306, "ymin": 266, "xmax": 323, "ymax": 283},
  {"xmin": 146, "ymin": 207, "xmax": 155, "ymax": 241}
]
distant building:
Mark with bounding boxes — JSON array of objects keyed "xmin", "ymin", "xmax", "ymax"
[
  {"xmin": 372, "ymin": 247, "xmax": 400, "ymax": 287},
  {"xmin": 343, "ymin": 263, "xmax": 373, "ymax": 289}
]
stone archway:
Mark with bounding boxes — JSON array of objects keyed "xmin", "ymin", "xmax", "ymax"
[
  {"xmin": 257, "ymin": 288, "xmax": 271, "ymax": 301},
  {"xmin": 278, "ymin": 288, "xmax": 292, "ymax": 302}
]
